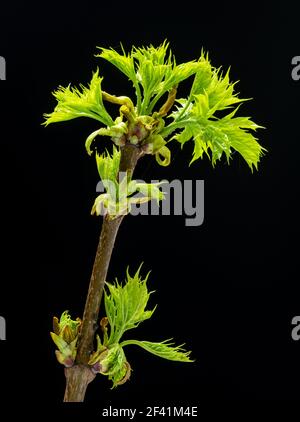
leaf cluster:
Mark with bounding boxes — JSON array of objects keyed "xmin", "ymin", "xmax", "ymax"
[
  {"xmin": 88, "ymin": 265, "xmax": 193, "ymax": 387},
  {"xmin": 44, "ymin": 41, "xmax": 265, "ymax": 171}
]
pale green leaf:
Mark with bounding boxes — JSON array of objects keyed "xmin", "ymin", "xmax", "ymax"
[
  {"xmin": 85, "ymin": 129, "xmax": 104, "ymax": 156},
  {"xmin": 121, "ymin": 339, "xmax": 194, "ymax": 363},
  {"xmin": 96, "ymin": 46, "xmax": 137, "ymax": 85},
  {"xmin": 159, "ymin": 47, "xmax": 265, "ymax": 170},
  {"xmin": 95, "ymin": 146, "xmax": 120, "ymax": 183},
  {"xmin": 92, "ymin": 147, "xmax": 165, "ymax": 218},
  {"xmin": 96, "ymin": 46, "xmax": 142, "ymax": 112},
  {"xmin": 104, "ymin": 265, "xmax": 156, "ymax": 344},
  {"xmin": 133, "ymin": 182, "xmax": 165, "ymax": 203},
  {"xmin": 43, "ymin": 69, "xmax": 113, "ymax": 126},
  {"xmin": 190, "ymin": 51, "xmax": 213, "ymax": 95}
]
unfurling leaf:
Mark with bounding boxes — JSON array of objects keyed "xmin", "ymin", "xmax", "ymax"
[
  {"xmin": 120, "ymin": 339, "xmax": 194, "ymax": 363},
  {"xmin": 96, "ymin": 146, "xmax": 120, "ymax": 183},
  {"xmin": 91, "ymin": 148, "xmax": 165, "ymax": 218},
  {"xmin": 43, "ymin": 69, "xmax": 113, "ymax": 126},
  {"xmin": 89, "ymin": 266, "xmax": 193, "ymax": 387},
  {"xmin": 161, "ymin": 50, "xmax": 265, "ymax": 170},
  {"xmin": 44, "ymin": 41, "xmax": 265, "ymax": 171},
  {"xmin": 89, "ymin": 343, "xmax": 132, "ymax": 388},
  {"xmin": 104, "ymin": 265, "xmax": 155, "ymax": 344},
  {"xmin": 91, "ymin": 265, "xmax": 193, "ymax": 387}
]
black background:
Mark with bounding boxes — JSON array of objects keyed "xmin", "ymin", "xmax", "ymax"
[{"xmin": 0, "ymin": 1, "xmax": 299, "ymax": 418}]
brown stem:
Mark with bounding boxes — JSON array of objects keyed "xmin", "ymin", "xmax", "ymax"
[
  {"xmin": 76, "ymin": 216, "xmax": 123, "ymax": 363},
  {"xmin": 64, "ymin": 366, "xmax": 95, "ymax": 402},
  {"xmin": 63, "ymin": 144, "xmax": 141, "ymax": 402}
]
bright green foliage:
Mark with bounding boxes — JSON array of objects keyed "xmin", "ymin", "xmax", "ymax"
[
  {"xmin": 162, "ymin": 53, "xmax": 265, "ymax": 170},
  {"xmin": 91, "ymin": 147, "xmax": 165, "ymax": 219},
  {"xmin": 97, "ymin": 41, "xmax": 201, "ymax": 116},
  {"xmin": 120, "ymin": 339, "xmax": 192, "ymax": 362},
  {"xmin": 45, "ymin": 41, "xmax": 265, "ymax": 391},
  {"xmin": 43, "ymin": 69, "xmax": 113, "ymax": 126},
  {"xmin": 88, "ymin": 265, "xmax": 193, "ymax": 387},
  {"xmin": 104, "ymin": 265, "xmax": 155, "ymax": 344},
  {"xmin": 44, "ymin": 41, "xmax": 265, "ymax": 171},
  {"xmin": 96, "ymin": 145, "xmax": 120, "ymax": 183}
]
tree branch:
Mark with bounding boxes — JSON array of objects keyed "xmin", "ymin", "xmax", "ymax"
[{"xmin": 63, "ymin": 143, "xmax": 141, "ymax": 402}]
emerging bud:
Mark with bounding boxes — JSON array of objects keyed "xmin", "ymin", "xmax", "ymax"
[
  {"xmin": 89, "ymin": 343, "xmax": 131, "ymax": 388},
  {"xmin": 116, "ymin": 361, "xmax": 132, "ymax": 386},
  {"xmin": 50, "ymin": 311, "xmax": 81, "ymax": 367},
  {"xmin": 142, "ymin": 134, "xmax": 171, "ymax": 166},
  {"xmin": 112, "ymin": 134, "xmax": 126, "ymax": 147}
]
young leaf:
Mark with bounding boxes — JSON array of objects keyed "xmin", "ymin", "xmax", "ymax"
[
  {"xmin": 129, "ymin": 181, "xmax": 165, "ymax": 204},
  {"xmin": 136, "ymin": 42, "xmax": 202, "ymax": 114},
  {"xmin": 43, "ymin": 69, "xmax": 113, "ymax": 126},
  {"xmin": 95, "ymin": 146, "xmax": 120, "ymax": 183},
  {"xmin": 96, "ymin": 46, "xmax": 142, "ymax": 113},
  {"xmin": 120, "ymin": 339, "xmax": 193, "ymax": 363},
  {"xmin": 104, "ymin": 265, "xmax": 155, "ymax": 344},
  {"xmin": 91, "ymin": 147, "xmax": 165, "ymax": 218},
  {"xmin": 97, "ymin": 46, "xmax": 137, "ymax": 85},
  {"xmin": 132, "ymin": 42, "xmax": 172, "ymax": 114},
  {"xmin": 162, "ymin": 52, "xmax": 265, "ymax": 170}
]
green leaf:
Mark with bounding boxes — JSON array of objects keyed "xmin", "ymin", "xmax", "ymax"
[
  {"xmin": 43, "ymin": 69, "xmax": 114, "ymax": 126},
  {"xmin": 89, "ymin": 343, "xmax": 131, "ymax": 388},
  {"xmin": 120, "ymin": 339, "xmax": 194, "ymax": 363},
  {"xmin": 132, "ymin": 41, "xmax": 172, "ymax": 113},
  {"xmin": 190, "ymin": 51, "xmax": 213, "ymax": 95},
  {"xmin": 97, "ymin": 42, "xmax": 203, "ymax": 115},
  {"xmin": 85, "ymin": 119, "xmax": 129, "ymax": 155},
  {"xmin": 96, "ymin": 45, "xmax": 142, "ymax": 113},
  {"xmin": 44, "ymin": 41, "xmax": 265, "ymax": 171},
  {"xmin": 50, "ymin": 332, "xmax": 69, "ymax": 353},
  {"xmin": 218, "ymin": 123, "xmax": 264, "ymax": 171},
  {"xmin": 156, "ymin": 61, "xmax": 200, "ymax": 97},
  {"xmin": 97, "ymin": 46, "xmax": 137, "ymax": 85},
  {"xmin": 143, "ymin": 44, "xmax": 202, "ymax": 114},
  {"xmin": 104, "ymin": 265, "xmax": 156, "ymax": 344},
  {"xmin": 92, "ymin": 147, "xmax": 165, "ymax": 218},
  {"xmin": 50, "ymin": 332, "xmax": 77, "ymax": 365},
  {"xmin": 95, "ymin": 146, "xmax": 120, "ymax": 183},
  {"xmin": 162, "ymin": 52, "xmax": 265, "ymax": 170},
  {"xmin": 85, "ymin": 129, "xmax": 104, "ymax": 156},
  {"xmin": 172, "ymin": 124, "xmax": 194, "ymax": 146},
  {"xmin": 172, "ymin": 116, "xmax": 265, "ymax": 169},
  {"xmin": 129, "ymin": 181, "xmax": 165, "ymax": 204}
]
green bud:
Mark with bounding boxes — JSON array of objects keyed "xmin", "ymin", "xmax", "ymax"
[
  {"xmin": 50, "ymin": 311, "xmax": 81, "ymax": 367},
  {"xmin": 98, "ymin": 344, "xmax": 124, "ymax": 374},
  {"xmin": 89, "ymin": 343, "xmax": 131, "ymax": 388}
]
